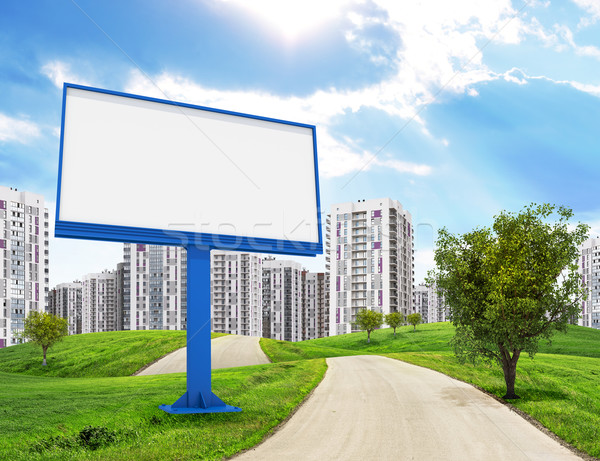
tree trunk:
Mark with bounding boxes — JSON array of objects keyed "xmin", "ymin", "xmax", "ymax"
[
  {"xmin": 413, "ymin": 324, "xmax": 416, "ymax": 332},
  {"xmin": 42, "ymin": 346, "xmax": 48, "ymax": 366},
  {"xmin": 393, "ymin": 328, "xmax": 396, "ymax": 338},
  {"xmin": 367, "ymin": 330, "xmax": 371, "ymax": 343},
  {"xmin": 500, "ymin": 348, "xmax": 520, "ymax": 399}
]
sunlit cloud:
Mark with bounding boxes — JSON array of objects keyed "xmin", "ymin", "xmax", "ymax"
[
  {"xmin": 0, "ymin": 113, "xmax": 40, "ymax": 143},
  {"xmin": 41, "ymin": 61, "xmax": 90, "ymax": 89},
  {"xmin": 216, "ymin": 0, "xmax": 353, "ymax": 42}
]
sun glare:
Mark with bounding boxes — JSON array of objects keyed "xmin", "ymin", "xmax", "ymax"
[{"xmin": 223, "ymin": 0, "xmax": 350, "ymax": 42}]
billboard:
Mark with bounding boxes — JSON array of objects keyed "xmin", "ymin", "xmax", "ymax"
[{"xmin": 56, "ymin": 84, "xmax": 322, "ymax": 256}]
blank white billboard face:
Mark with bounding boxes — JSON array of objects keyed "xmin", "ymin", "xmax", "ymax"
[{"xmin": 57, "ymin": 85, "xmax": 321, "ymax": 253}]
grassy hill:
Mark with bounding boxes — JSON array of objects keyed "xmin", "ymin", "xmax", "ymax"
[
  {"xmin": 261, "ymin": 322, "xmax": 600, "ymax": 361},
  {"xmin": 0, "ymin": 330, "xmax": 227, "ymax": 377},
  {"xmin": 1, "ymin": 324, "xmax": 599, "ymax": 459}
]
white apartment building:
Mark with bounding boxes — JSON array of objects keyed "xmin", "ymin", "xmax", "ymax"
[
  {"xmin": 49, "ymin": 282, "xmax": 83, "ymax": 335},
  {"xmin": 413, "ymin": 282, "xmax": 447, "ymax": 324},
  {"xmin": 81, "ymin": 271, "xmax": 118, "ymax": 333},
  {"xmin": 429, "ymin": 281, "xmax": 448, "ymax": 323},
  {"xmin": 122, "ymin": 243, "xmax": 187, "ymax": 331},
  {"xmin": 302, "ymin": 271, "xmax": 329, "ymax": 339},
  {"xmin": 262, "ymin": 258, "xmax": 304, "ymax": 341},
  {"xmin": 0, "ymin": 186, "xmax": 49, "ymax": 348},
  {"xmin": 413, "ymin": 284, "xmax": 430, "ymax": 323},
  {"xmin": 578, "ymin": 238, "xmax": 600, "ymax": 329},
  {"xmin": 327, "ymin": 198, "xmax": 414, "ymax": 336},
  {"xmin": 211, "ymin": 251, "xmax": 263, "ymax": 336}
]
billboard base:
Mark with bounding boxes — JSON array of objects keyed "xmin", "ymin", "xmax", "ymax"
[{"xmin": 159, "ymin": 246, "xmax": 241, "ymax": 415}]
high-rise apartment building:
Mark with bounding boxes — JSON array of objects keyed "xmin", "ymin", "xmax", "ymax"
[
  {"xmin": 211, "ymin": 251, "xmax": 263, "ymax": 336},
  {"xmin": 429, "ymin": 281, "xmax": 448, "ymax": 323},
  {"xmin": 327, "ymin": 198, "xmax": 414, "ymax": 336},
  {"xmin": 413, "ymin": 284, "xmax": 430, "ymax": 323},
  {"xmin": 48, "ymin": 282, "xmax": 83, "ymax": 335},
  {"xmin": 578, "ymin": 238, "xmax": 600, "ymax": 329},
  {"xmin": 262, "ymin": 258, "xmax": 304, "ymax": 341},
  {"xmin": 122, "ymin": 244, "xmax": 187, "ymax": 331},
  {"xmin": 302, "ymin": 271, "xmax": 329, "ymax": 339},
  {"xmin": 81, "ymin": 271, "xmax": 118, "ymax": 333},
  {"xmin": 0, "ymin": 186, "xmax": 49, "ymax": 347}
]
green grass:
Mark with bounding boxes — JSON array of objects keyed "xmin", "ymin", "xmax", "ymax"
[
  {"xmin": 262, "ymin": 322, "xmax": 600, "ymax": 360},
  {"xmin": 2, "ymin": 324, "xmax": 600, "ymax": 459},
  {"xmin": 0, "ymin": 331, "xmax": 227, "ymax": 377},
  {"xmin": 0, "ymin": 359, "xmax": 327, "ymax": 460},
  {"xmin": 263, "ymin": 322, "xmax": 600, "ymax": 458}
]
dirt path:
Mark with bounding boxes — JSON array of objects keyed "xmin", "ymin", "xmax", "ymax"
[
  {"xmin": 234, "ymin": 355, "xmax": 580, "ymax": 461},
  {"xmin": 136, "ymin": 335, "xmax": 269, "ymax": 375}
]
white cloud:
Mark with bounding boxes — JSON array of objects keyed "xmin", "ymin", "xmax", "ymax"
[
  {"xmin": 41, "ymin": 61, "xmax": 90, "ymax": 89},
  {"xmin": 554, "ymin": 24, "xmax": 600, "ymax": 60},
  {"xmin": 125, "ymin": 69, "xmax": 433, "ymax": 178},
  {"xmin": 572, "ymin": 0, "xmax": 600, "ymax": 28},
  {"xmin": 0, "ymin": 113, "xmax": 40, "ymax": 143}
]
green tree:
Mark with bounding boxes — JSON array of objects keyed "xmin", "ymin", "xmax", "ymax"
[
  {"xmin": 407, "ymin": 313, "xmax": 422, "ymax": 332},
  {"xmin": 22, "ymin": 311, "xmax": 69, "ymax": 366},
  {"xmin": 428, "ymin": 203, "xmax": 588, "ymax": 399},
  {"xmin": 354, "ymin": 309, "xmax": 384, "ymax": 344},
  {"xmin": 385, "ymin": 312, "xmax": 404, "ymax": 338}
]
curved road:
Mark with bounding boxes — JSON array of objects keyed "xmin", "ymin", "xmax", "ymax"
[
  {"xmin": 235, "ymin": 355, "xmax": 580, "ymax": 461},
  {"xmin": 136, "ymin": 335, "xmax": 269, "ymax": 375}
]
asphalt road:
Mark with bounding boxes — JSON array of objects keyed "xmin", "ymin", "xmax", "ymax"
[
  {"xmin": 136, "ymin": 334, "xmax": 269, "ymax": 375},
  {"xmin": 234, "ymin": 355, "xmax": 580, "ymax": 461}
]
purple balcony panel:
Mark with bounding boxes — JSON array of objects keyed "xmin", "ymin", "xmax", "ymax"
[
  {"xmin": 0, "ymin": 200, "xmax": 5, "ymax": 210},
  {"xmin": 35, "ymin": 216, "xmax": 39, "ymax": 225},
  {"xmin": 0, "ymin": 338, "xmax": 5, "ymax": 348},
  {"xmin": 336, "ymin": 276, "xmax": 340, "ymax": 292},
  {"xmin": 337, "ymin": 228, "xmax": 340, "ymax": 237},
  {"xmin": 372, "ymin": 241, "xmax": 381, "ymax": 250},
  {"xmin": 137, "ymin": 244, "xmax": 146, "ymax": 252},
  {"xmin": 378, "ymin": 290, "xmax": 383, "ymax": 306},
  {"xmin": 35, "ymin": 226, "xmax": 39, "ymax": 235},
  {"xmin": 583, "ymin": 275, "xmax": 586, "ymax": 284},
  {"xmin": 0, "ymin": 239, "xmax": 5, "ymax": 249},
  {"xmin": 373, "ymin": 210, "xmax": 382, "ymax": 218}
]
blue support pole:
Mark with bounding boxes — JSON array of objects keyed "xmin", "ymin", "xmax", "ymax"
[{"xmin": 159, "ymin": 246, "xmax": 241, "ymax": 414}]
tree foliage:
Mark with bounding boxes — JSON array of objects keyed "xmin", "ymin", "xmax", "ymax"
[
  {"xmin": 407, "ymin": 313, "xmax": 422, "ymax": 331},
  {"xmin": 355, "ymin": 309, "xmax": 384, "ymax": 343},
  {"xmin": 428, "ymin": 204, "xmax": 588, "ymax": 399},
  {"xmin": 385, "ymin": 312, "xmax": 405, "ymax": 338},
  {"xmin": 22, "ymin": 311, "xmax": 69, "ymax": 366}
]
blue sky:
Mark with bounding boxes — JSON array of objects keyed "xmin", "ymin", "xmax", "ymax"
[{"xmin": 1, "ymin": 0, "xmax": 599, "ymax": 286}]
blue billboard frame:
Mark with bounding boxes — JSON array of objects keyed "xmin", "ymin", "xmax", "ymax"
[
  {"xmin": 55, "ymin": 84, "xmax": 323, "ymax": 414},
  {"xmin": 55, "ymin": 83, "xmax": 323, "ymax": 257}
]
